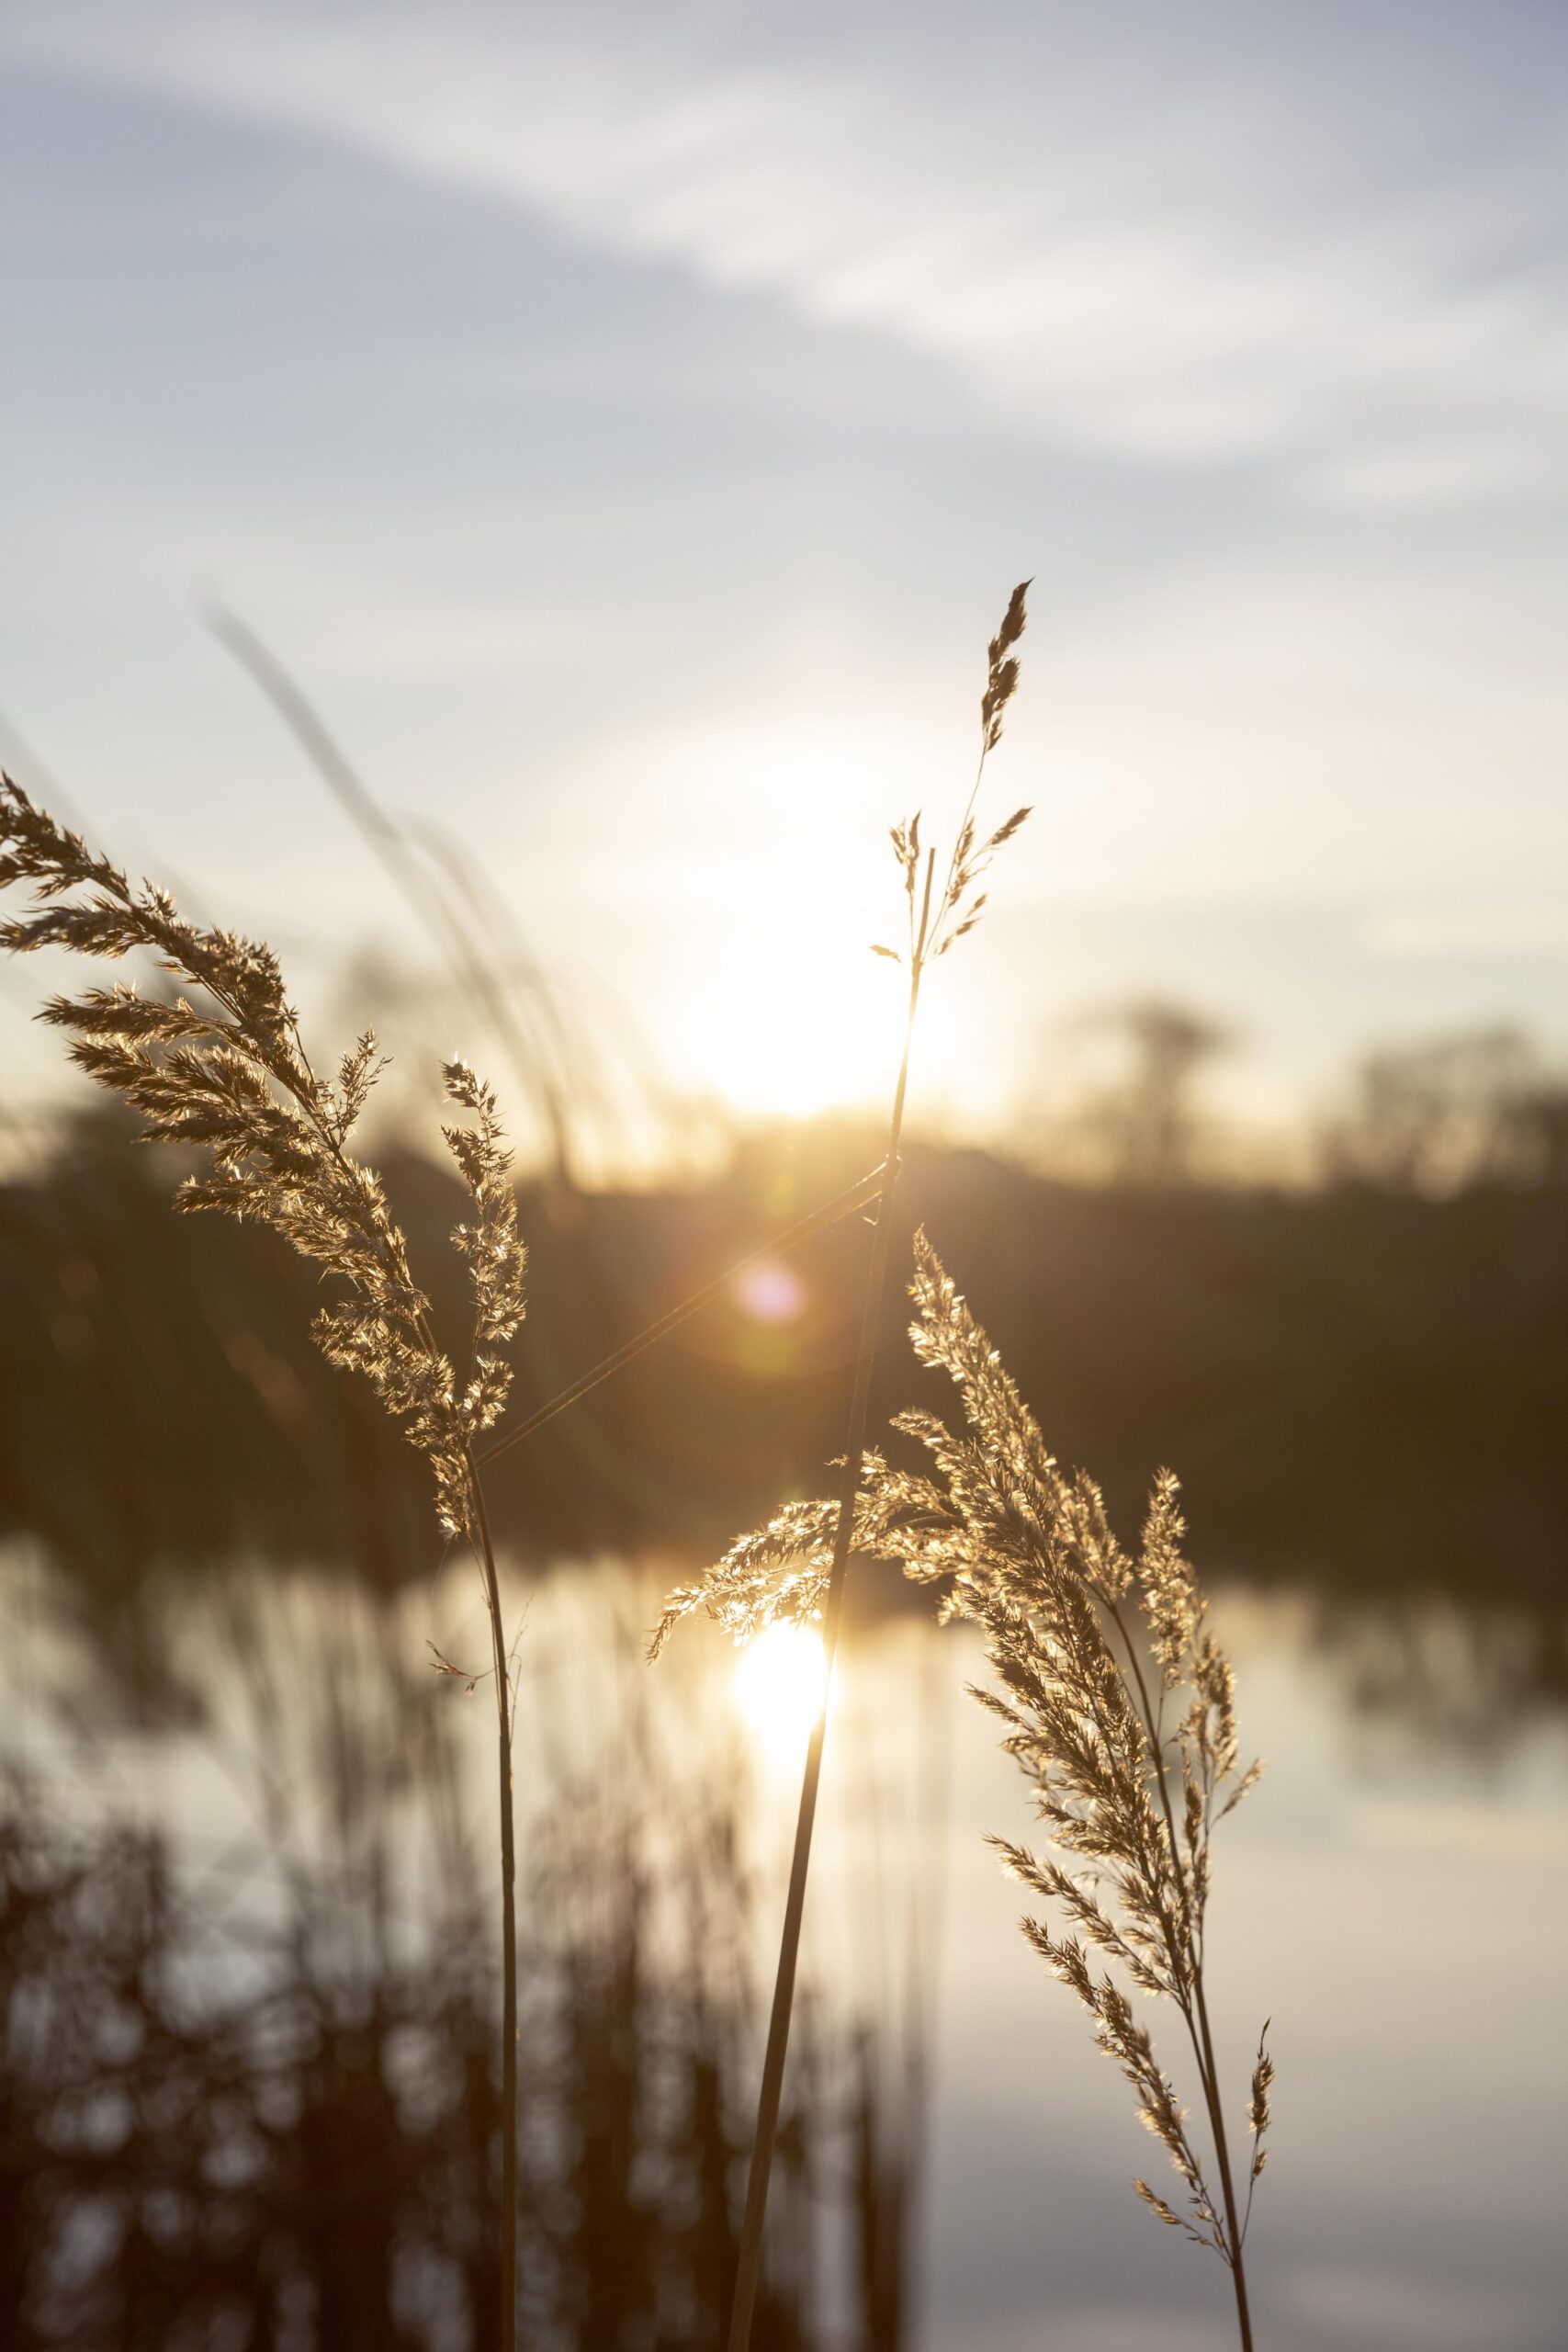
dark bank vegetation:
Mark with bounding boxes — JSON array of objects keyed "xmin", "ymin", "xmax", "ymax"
[{"xmin": 4, "ymin": 1102, "xmax": 1565, "ymax": 1625}]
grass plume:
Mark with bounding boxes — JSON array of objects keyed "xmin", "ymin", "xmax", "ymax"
[
  {"xmin": 657, "ymin": 1229, "xmax": 1273, "ymax": 2346},
  {"xmin": 0, "ymin": 773, "xmax": 528, "ymax": 2352},
  {"xmin": 886, "ymin": 1235, "xmax": 1270, "ymax": 2346}
]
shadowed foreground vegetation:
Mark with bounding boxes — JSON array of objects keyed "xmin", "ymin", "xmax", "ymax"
[{"xmin": 0, "ymin": 1583, "xmax": 919, "ymax": 2352}]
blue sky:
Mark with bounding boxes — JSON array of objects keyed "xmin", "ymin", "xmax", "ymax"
[{"xmin": 2, "ymin": 2, "xmax": 1566, "ymax": 1166}]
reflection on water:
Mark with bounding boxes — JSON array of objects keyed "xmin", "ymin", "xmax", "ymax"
[
  {"xmin": 3, "ymin": 1550, "xmax": 1566, "ymax": 2349},
  {"xmin": 732, "ymin": 1624, "xmax": 831, "ymax": 1772},
  {"xmin": 1, "ymin": 1553, "xmax": 919, "ymax": 2351},
  {"xmin": 1296, "ymin": 1590, "xmax": 1568, "ymax": 1756}
]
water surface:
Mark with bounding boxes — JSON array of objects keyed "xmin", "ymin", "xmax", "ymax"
[{"xmin": 3, "ymin": 1549, "xmax": 1563, "ymax": 2348}]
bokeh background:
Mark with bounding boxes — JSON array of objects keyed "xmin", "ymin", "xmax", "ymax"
[{"xmin": 2, "ymin": 6, "xmax": 1565, "ymax": 2348}]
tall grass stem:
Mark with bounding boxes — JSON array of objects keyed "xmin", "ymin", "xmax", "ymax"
[
  {"xmin": 468, "ymin": 1469, "xmax": 519, "ymax": 2352},
  {"xmin": 204, "ymin": 596, "xmax": 577, "ymax": 1195},
  {"xmin": 1113, "ymin": 1600, "xmax": 1256, "ymax": 2348},
  {"xmin": 727, "ymin": 864, "xmax": 931, "ymax": 2352}
]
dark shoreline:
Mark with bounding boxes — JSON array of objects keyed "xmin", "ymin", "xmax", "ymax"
[{"xmin": 4, "ymin": 1112, "xmax": 1564, "ymax": 1616}]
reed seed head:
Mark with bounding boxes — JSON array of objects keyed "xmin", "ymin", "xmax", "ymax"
[
  {"xmin": 981, "ymin": 577, "xmax": 1031, "ymax": 750},
  {"xmin": 0, "ymin": 773, "xmax": 526, "ymax": 1545},
  {"xmin": 652, "ymin": 1224, "xmax": 1273, "ymax": 2276},
  {"xmin": 876, "ymin": 583, "xmax": 1034, "ymax": 971}
]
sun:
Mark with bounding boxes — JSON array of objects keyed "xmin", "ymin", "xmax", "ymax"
[
  {"xmin": 638, "ymin": 714, "xmax": 931, "ymax": 1123},
  {"xmin": 684, "ymin": 922, "xmax": 900, "ymax": 1120},
  {"xmin": 732, "ymin": 1622, "xmax": 829, "ymax": 1766}
]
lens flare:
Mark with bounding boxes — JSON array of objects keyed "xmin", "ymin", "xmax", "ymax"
[{"xmin": 734, "ymin": 1259, "xmax": 806, "ymax": 1324}]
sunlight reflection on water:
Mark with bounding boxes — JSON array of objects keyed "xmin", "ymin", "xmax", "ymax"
[{"xmin": 731, "ymin": 1618, "xmax": 829, "ymax": 1770}]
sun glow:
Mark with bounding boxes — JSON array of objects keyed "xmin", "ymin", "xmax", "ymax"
[
  {"xmin": 732, "ymin": 1622, "xmax": 829, "ymax": 1765},
  {"xmin": 683, "ymin": 924, "xmax": 899, "ymax": 1120},
  {"xmin": 604, "ymin": 712, "xmax": 940, "ymax": 1123}
]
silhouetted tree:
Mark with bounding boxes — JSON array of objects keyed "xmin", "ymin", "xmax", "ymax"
[
  {"xmin": 1077, "ymin": 998, "xmax": 1235, "ymax": 1186},
  {"xmin": 1322, "ymin": 1025, "xmax": 1540, "ymax": 1193}
]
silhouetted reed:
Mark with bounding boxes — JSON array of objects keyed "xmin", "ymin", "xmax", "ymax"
[
  {"xmin": 654, "ymin": 580, "xmax": 1033, "ymax": 2352},
  {"xmin": 0, "ymin": 776, "xmax": 529, "ymax": 2347}
]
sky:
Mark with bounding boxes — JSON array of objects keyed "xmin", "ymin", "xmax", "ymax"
[{"xmin": 2, "ymin": 1, "xmax": 1566, "ymax": 1172}]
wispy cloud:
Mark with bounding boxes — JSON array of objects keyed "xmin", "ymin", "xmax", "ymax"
[{"xmin": 8, "ymin": 0, "xmax": 1567, "ymax": 503}]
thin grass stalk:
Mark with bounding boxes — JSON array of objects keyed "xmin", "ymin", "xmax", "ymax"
[
  {"xmin": 1190, "ymin": 1945, "xmax": 1253, "ymax": 2346},
  {"xmin": 392, "ymin": 1239, "xmax": 523, "ymax": 2351},
  {"xmin": 476, "ymin": 1160, "xmax": 887, "ymax": 1471},
  {"xmin": 1147, "ymin": 1704, "xmax": 1254, "ymax": 2351},
  {"xmin": 1110, "ymin": 1599, "xmax": 1254, "ymax": 2348},
  {"xmin": 204, "ymin": 595, "xmax": 578, "ymax": 1196},
  {"xmin": 726, "ymin": 871, "xmax": 931, "ymax": 2352},
  {"xmin": 468, "ymin": 1469, "xmax": 520, "ymax": 2352},
  {"xmin": 724, "ymin": 582, "xmax": 1032, "ymax": 2348}
]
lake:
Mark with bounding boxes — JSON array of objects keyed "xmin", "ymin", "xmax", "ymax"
[{"xmin": 3, "ymin": 1545, "xmax": 1564, "ymax": 2349}]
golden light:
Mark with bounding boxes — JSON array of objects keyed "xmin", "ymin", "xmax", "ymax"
[
  {"xmin": 685, "ymin": 929, "xmax": 897, "ymax": 1120},
  {"xmin": 629, "ymin": 713, "xmax": 926, "ymax": 1123},
  {"xmin": 567, "ymin": 707, "xmax": 1001, "ymax": 1126},
  {"xmin": 732, "ymin": 1621, "xmax": 829, "ymax": 1765}
]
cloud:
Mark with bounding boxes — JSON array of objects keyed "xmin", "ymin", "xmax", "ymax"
[
  {"xmin": 1309, "ymin": 439, "xmax": 1537, "ymax": 512},
  {"xmin": 6, "ymin": 0, "xmax": 1568, "ymax": 503},
  {"xmin": 1360, "ymin": 901, "xmax": 1568, "ymax": 964}
]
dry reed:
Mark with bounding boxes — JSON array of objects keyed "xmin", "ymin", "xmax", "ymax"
[
  {"xmin": 0, "ymin": 775, "xmax": 528, "ymax": 2352},
  {"xmin": 653, "ymin": 580, "xmax": 1033, "ymax": 2352},
  {"xmin": 660, "ymin": 1230, "xmax": 1274, "ymax": 2347}
]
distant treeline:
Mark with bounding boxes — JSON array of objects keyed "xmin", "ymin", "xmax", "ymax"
[
  {"xmin": 1025, "ymin": 1000, "xmax": 1568, "ymax": 1192},
  {"xmin": 1, "ymin": 1108, "xmax": 1564, "ymax": 1622}
]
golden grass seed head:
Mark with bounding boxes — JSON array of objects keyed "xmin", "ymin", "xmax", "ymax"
[{"xmin": 0, "ymin": 775, "xmax": 529, "ymax": 1548}]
